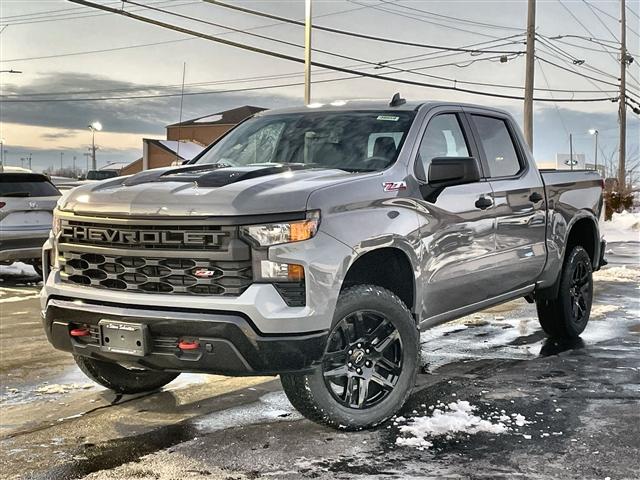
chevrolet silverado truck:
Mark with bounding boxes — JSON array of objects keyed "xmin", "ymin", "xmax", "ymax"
[{"xmin": 41, "ymin": 97, "xmax": 605, "ymax": 429}]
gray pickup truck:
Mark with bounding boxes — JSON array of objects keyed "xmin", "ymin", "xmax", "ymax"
[{"xmin": 41, "ymin": 97, "xmax": 605, "ymax": 429}]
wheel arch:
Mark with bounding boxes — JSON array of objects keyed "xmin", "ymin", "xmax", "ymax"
[
  {"xmin": 341, "ymin": 247, "xmax": 417, "ymax": 317},
  {"xmin": 536, "ymin": 211, "xmax": 600, "ymax": 300}
]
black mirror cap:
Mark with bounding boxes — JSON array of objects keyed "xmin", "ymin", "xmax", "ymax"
[{"xmin": 427, "ymin": 156, "xmax": 481, "ymax": 187}]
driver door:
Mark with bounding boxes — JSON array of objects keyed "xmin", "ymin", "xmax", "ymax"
[{"xmin": 410, "ymin": 109, "xmax": 497, "ymax": 325}]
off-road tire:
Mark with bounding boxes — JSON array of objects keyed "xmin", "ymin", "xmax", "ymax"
[
  {"xmin": 74, "ymin": 355, "xmax": 179, "ymax": 394},
  {"xmin": 281, "ymin": 284, "xmax": 419, "ymax": 430},
  {"xmin": 536, "ymin": 246, "xmax": 593, "ymax": 339}
]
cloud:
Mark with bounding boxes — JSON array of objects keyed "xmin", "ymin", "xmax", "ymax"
[
  {"xmin": 1, "ymin": 72, "xmax": 296, "ymax": 135},
  {"xmin": 40, "ymin": 131, "xmax": 77, "ymax": 140}
]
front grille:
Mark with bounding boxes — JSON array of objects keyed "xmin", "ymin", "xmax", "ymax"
[
  {"xmin": 58, "ymin": 217, "xmax": 253, "ymax": 296},
  {"xmin": 60, "ymin": 251, "xmax": 252, "ymax": 296},
  {"xmin": 59, "ymin": 220, "xmax": 235, "ymax": 251}
]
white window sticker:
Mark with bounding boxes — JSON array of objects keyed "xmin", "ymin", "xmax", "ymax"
[{"xmin": 376, "ymin": 115, "xmax": 400, "ymax": 121}]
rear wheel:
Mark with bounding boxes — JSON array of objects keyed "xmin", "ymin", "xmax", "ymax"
[
  {"xmin": 74, "ymin": 355, "xmax": 179, "ymax": 394},
  {"xmin": 281, "ymin": 285, "xmax": 419, "ymax": 430},
  {"xmin": 536, "ymin": 246, "xmax": 593, "ymax": 339}
]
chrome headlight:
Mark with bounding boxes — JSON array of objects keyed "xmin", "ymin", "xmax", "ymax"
[{"xmin": 241, "ymin": 211, "xmax": 320, "ymax": 247}]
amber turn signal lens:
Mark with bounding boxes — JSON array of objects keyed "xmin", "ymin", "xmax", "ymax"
[{"xmin": 287, "ymin": 264, "xmax": 305, "ymax": 281}]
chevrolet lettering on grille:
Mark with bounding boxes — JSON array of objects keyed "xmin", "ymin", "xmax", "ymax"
[{"xmin": 60, "ymin": 226, "xmax": 228, "ymax": 247}]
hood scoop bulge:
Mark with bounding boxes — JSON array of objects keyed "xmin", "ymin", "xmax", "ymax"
[{"xmin": 121, "ymin": 164, "xmax": 312, "ymax": 188}]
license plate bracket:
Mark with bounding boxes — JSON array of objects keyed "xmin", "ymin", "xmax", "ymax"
[{"xmin": 99, "ymin": 320, "xmax": 148, "ymax": 356}]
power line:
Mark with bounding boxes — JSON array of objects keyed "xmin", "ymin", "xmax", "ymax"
[
  {"xmin": 537, "ymin": 58, "xmax": 570, "ymax": 139},
  {"xmin": 120, "ymin": 0, "xmax": 527, "ymax": 94},
  {"xmin": 583, "ymin": 0, "xmax": 639, "ymax": 38},
  {"xmin": 1, "ymin": 38, "xmax": 195, "ymax": 63},
  {"xmin": 114, "ymin": 1, "xmax": 616, "ymax": 97},
  {"xmin": 1, "ymin": 2, "xmax": 373, "ymax": 63},
  {"xmin": 0, "ymin": 0, "xmax": 199, "ymax": 26},
  {"xmin": 63, "ymin": 0, "xmax": 617, "ymax": 104},
  {"xmin": 0, "ymin": 75, "xmax": 359, "ymax": 103},
  {"xmin": 345, "ymin": 0, "xmax": 510, "ymax": 40},
  {"xmin": 201, "ymin": 0, "xmax": 525, "ymax": 54},
  {"xmin": 536, "ymin": 35, "xmax": 621, "ymax": 83},
  {"xmin": 376, "ymin": 0, "xmax": 523, "ymax": 32}
]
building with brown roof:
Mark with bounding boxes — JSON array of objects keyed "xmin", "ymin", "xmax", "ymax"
[{"xmin": 122, "ymin": 105, "xmax": 266, "ymax": 175}]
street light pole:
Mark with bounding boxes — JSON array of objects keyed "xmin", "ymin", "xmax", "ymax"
[
  {"xmin": 304, "ymin": 0, "xmax": 312, "ymax": 105},
  {"xmin": 88, "ymin": 121, "xmax": 102, "ymax": 171},
  {"xmin": 589, "ymin": 129, "xmax": 599, "ymax": 172}
]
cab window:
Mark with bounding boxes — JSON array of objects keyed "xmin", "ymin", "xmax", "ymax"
[
  {"xmin": 471, "ymin": 115, "xmax": 522, "ymax": 178},
  {"xmin": 416, "ymin": 113, "xmax": 470, "ymax": 180}
]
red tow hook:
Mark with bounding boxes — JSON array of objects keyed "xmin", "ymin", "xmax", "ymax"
[
  {"xmin": 178, "ymin": 340, "xmax": 200, "ymax": 351},
  {"xmin": 70, "ymin": 327, "xmax": 90, "ymax": 337}
]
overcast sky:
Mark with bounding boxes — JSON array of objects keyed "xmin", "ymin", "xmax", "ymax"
[{"xmin": 1, "ymin": 0, "xmax": 638, "ymax": 172}]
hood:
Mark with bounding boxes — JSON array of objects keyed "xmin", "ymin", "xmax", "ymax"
[{"xmin": 59, "ymin": 164, "xmax": 366, "ymax": 217}]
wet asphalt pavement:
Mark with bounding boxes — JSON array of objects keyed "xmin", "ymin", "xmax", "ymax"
[{"xmin": 0, "ymin": 242, "xmax": 638, "ymax": 480}]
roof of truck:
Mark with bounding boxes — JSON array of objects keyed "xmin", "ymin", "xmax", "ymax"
[{"xmin": 257, "ymin": 99, "xmax": 511, "ymax": 116}]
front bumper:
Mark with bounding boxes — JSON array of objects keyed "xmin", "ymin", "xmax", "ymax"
[{"xmin": 43, "ymin": 298, "xmax": 328, "ymax": 375}]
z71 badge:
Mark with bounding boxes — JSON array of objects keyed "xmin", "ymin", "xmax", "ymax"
[{"xmin": 382, "ymin": 181, "xmax": 407, "ymax": 192}]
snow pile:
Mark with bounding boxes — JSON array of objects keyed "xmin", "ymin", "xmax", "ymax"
[
  {"xmin": 395, "ymin": 400, "xmax": 518, "ymax": 450},
  {"xmin": 593, "ymin": 266, "xmax": 640, "ymax": 283},
  {"xmin": 0, "ymin": 262, "xmax": 37, "ymax": 277},
  {"xmin": 601, "ymin": 211, "xmax": 640, "ymax": 243},
  {"xmin": 34, "ymin": 383, "xmax": 94, "ymax": 395}
]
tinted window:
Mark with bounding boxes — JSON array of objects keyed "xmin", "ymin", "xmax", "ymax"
[
  {"xmin": 472, "ymin": 115, "xmax": 521, "ymax": 177},
  {"xmin": 0, "ymin": 173, "xmax": 60, "ymax": 197},
  {"xmin": 416, "ymin": 114, "xmax": 470, "ymax": 179},
  {"xmin": 196, "ymin": 111, "xmax": 416, "ymax": 172},
  {"xmin": 87, "ymin": 170, "xmax": 118, "ymax": 180}
]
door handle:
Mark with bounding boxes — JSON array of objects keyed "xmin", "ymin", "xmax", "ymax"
[
  {"xmin": 529, "ymin": 192, "xmax": 543, "ymax": 203},
  {"xmin": 475, "ymin": 196, "xmax": 493, "ymax": 210}
]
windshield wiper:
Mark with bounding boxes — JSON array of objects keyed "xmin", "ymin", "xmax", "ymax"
[{"xmin": 2, "ymin": 191, "xmax": 31, "ymax": 197}]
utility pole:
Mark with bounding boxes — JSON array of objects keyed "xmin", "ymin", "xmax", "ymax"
[
  {"xmin": 60, "ymin": 152, "xmax": 64, "ymax": 171},
  {"xmin": 304, "ymin": 0, "xmax": 312, "ymax": 105},
  {"xmin": 618, "ymin": 0, "xmax": 627, "ymax": 190},
  {"xmin": 523, "ymin": 0, "xmax": 536, "ymax": 149},
  {"xmin": 569, "ymin": 133, "xmax": 574, "ymax": 171}
]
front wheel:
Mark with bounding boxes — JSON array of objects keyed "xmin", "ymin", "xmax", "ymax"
[
  {"xmin": 281, "ymin": 285, "xmax": 419, "ymax": 430},
  {"xmin": 536, "ymin": 246, "xmax": 593, "ymax": 339},
  {"xmin": 74, "ymin": 355, "xmax": 179, "ymax": 394}
]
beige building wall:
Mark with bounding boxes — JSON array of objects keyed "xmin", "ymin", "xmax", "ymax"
[{"xmin": 166, "ymin": 124, "xmax": 233, "ymax": 145}]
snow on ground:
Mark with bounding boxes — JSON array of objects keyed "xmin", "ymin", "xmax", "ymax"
[
  {"xmin": 195, "ymin": 391, "xmax": 302, "ymax": 432},
  {"xmin": 0, "ymin": 262, "xmax": 37, "ymax": 277},
  {"xmin": 395, "ymin": 400, "xmax": 523, "ymax": 450},
  {"xmin": 601, "ymin": 211, "xmax": 640, "ymax": 243},
  {"xmin": 593, "ymin": 266, "xmax": 640, "ymax": 282}
]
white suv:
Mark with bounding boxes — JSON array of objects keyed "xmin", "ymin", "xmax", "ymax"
[{"xmin": 0, "ymin": 171, "xmax": 60, "ymax": 276}]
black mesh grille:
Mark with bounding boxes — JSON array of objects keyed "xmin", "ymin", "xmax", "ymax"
[
  {"xmin": 60, "ymin": 251, "xmax": 252, "ymax": 296},
  {"xmin": 273, "ymin": 282, "xmax": 306, "ymax": 307}
]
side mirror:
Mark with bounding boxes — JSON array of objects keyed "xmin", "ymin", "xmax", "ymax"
[{"xmin": 428, "ymin": 156, "xmax": 481, "ymax": 188}]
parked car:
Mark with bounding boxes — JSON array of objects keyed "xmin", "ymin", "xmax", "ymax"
[
  {"xmin": 50, "ymin": 176, "xmax": 92, "ymax": 192},
  {"xmin": 1, "ymin": 172, "xmax": 61, "ymax": 276},
  {"xmin": 41, "ymin": 98, "xmax": 605, "ymax": 429},
  {"xmin": 85, "ymin": 169, "xmax": 119, "ymax": 181}
]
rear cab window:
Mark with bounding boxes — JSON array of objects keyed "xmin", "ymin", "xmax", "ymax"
[
  {"xmin": 470, "ymin": 115, "xmax": 523, "ymax": 178},
  {"xmin": 0, "ymin": 173, "xmax": 61, "ymax": 197}
]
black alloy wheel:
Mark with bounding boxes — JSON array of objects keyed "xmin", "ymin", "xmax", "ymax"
[
  {"xmin": 322, "ymin": 310, "xmax": 403, "ymax": 409},
  {"xmin": 569, "ymin": 256, "xmax": 592, "ymax": 329}
]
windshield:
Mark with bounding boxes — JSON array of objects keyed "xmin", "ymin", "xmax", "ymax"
[{"xmin": 195, "ymin": 111, "xmax": 416, "ymax": 172}]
